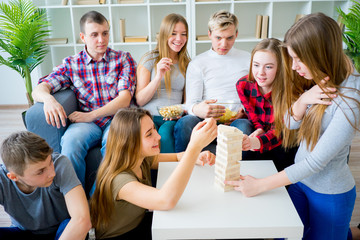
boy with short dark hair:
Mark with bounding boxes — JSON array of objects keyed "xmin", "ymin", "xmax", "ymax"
[{"xmin": 0, "ymin": 131, "xmax": 91, "ymax": 240}]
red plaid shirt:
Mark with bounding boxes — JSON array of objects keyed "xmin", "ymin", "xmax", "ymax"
[
  {"xmin": 236, "ymin": 75, "xmax": 281, "ymax": 152},
  {"xmin": 39, "ymin": 47, "xmax": 136, "ymax": 127}
]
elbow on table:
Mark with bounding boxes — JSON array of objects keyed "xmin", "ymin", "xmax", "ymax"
[{"xmin": 157, "ymin": 197, "xmax": 179, "ymax": 211}]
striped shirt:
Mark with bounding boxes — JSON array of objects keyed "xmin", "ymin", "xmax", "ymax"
[
  {"xmin": 236, "ymin": 75, "xmax": 281, "ymax": 152},
  {"xmin": 39, "ymin": 47, "xmax": 136, "ymax": 127}
]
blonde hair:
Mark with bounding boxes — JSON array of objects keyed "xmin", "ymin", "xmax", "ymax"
[
  {"xmin": 273, "ymin": 12, "xmax": 358, "ymax": 151},
  {"xmin": 208, "ymin": 10, "xmax": 238, "ymax": 33},
  {"xmin": 90, "ymin": 108, "xmax": 154, "ymax": 230},
  {"xmin": 140, "ymin": 13, "xmax": 190, "ymax": 95}
]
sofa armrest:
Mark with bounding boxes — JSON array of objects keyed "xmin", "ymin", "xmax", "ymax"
[{"xmin": 25, "ymin": 89, "xmax": 78, "ymax": 153}]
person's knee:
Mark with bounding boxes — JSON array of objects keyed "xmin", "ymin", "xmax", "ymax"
[
  {"xmin": 230, "ymin": 119, "xmax": 253, "ymax": 135},
  {"xmin": 175, "ymin": 115, "xmax": 201, "ymax": 132}
]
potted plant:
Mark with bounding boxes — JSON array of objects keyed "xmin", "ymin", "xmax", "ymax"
[
  {"xmin": 338, "ymin": 0, "xmax": 360, "ymax": 72},
  {"xmin": 0, "ymin": 0, "xmax": 50, "ymax": 106}
]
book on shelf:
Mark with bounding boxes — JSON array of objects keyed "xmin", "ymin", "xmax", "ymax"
[
  {"xmin": 76, "ymin": 0, "xmax": 100, "ymax": 5},
  {"xmin": 117, "ymin": 0, "xmax": 144, "ymax": 3},
  {"xmin": 61, "ymin": 0, "xmax": 68, "ymax": 5},
  {"xmin": 45, "ymin": 38, "xmax": 68, "ymax": 45},
  {"xmin": 196, "ymin": 35, "xmax": 210, "ymax": 41},
  {"xmin": 255, "ymin": 15, "xmax": 262, "ymax": 39},
  {"xmin": 124, "ymin": 36, "xmax": 148, "ymax": 42},
  {"xmin": 294, "ymin": 14, "xmax": 305, "ymax": 23},
  {"xmin": 119, "ymin": 19, "xmax": 126, "ymax": 42},
  {"xmin": 260, "ymin": 15, "xmax": 269, "ymax": 39}
]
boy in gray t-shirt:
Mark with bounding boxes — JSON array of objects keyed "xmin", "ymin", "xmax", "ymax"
[{"xmin": 0, "ymin": 131, "xmax": 91, "ymax": 240}]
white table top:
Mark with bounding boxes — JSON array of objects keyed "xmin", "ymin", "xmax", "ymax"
[{"xmin": 152, "ymin": 160, "xmax": 303, "ymax": 240}]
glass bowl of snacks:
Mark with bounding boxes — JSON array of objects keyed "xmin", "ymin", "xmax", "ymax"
[
  {"xmin": 157, "ymin": 104, "xmax": 185, "ymax": 120},
  {"xmin": 209, "ymin": 101, "xmax": 242, "ymax": 123}
]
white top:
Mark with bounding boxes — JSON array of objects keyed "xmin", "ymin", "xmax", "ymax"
[
  {"xmin": 152, "ymin": 161, "xmax": 303, "ymax": 240},
  {"xmin": 185, "ymin": 47, "xmax": 251, "ymax": 115}
]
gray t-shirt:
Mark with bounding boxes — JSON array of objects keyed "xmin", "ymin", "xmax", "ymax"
[
  {"xmin": 285, "ymin": 73, "xmax": 360, "ymax": 194},
  {"xmin": 140, "ymin": 52, "xmax": 185, "ymax": 116},
  {"xmin": 0, "ymin": 153, "xmax": 81, "ymax": 234}
]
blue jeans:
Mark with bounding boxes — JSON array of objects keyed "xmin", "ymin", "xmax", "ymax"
[
  {"xmin": 230, "ymin": 118, "xmax": 296, "ymax": 172},
  {"xmin": 61, "ymin": 121, "xmax": 111, "ymax": 187},
  {"xmin": 174, "ymin": 115, "xmax": 216, "ymax": 154},
  {"xmin": 288, "ymin": 182, "xmax": 355, "ymax": 240},
  {"xmin": 153, "ymin": 116, "xmax": 176, "ymax": 153},
  {"xmin": 0, "ymin": 218, "xmax": 69, "ymax": 240}
]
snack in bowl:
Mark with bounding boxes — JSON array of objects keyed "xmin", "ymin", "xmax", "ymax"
[
  {"xmin": 157, "ymin": 104, "xmax": 184, "ymax": 120},
  {"xmin": 209, "ymin": 102, "xmax": 242, "ymax": 123}
]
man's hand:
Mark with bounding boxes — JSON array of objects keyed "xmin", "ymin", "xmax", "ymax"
[
  {"xmin": 192, "ymin": 99, "xmax": 225, "ymax": 119},
  {"xmin": 68, "ymin": 111, "xmax": 97, "ymax": 123},
  {"xmin": 43, "ymin": 96, "xmax": 67, "ymax": 128}
]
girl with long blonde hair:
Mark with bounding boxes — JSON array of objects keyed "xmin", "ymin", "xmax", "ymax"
[
  {"xmin": 226, "ymin": 12, "xmax": 360, "ymax": 239},
  {"xmin": 135, "ymin": 13, "xmax": 190, "ymax": 153},
  {"xmin": 90, "ymin": 108, "xmax": 216, "ymax": 239}
]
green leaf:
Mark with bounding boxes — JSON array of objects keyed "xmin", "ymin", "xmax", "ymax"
[
  {"xmin": 337, "ymin": 0, "xmax": 360, "ymax": 72},
  {"xmin": 0, "ymin": 0, "xmax": 50, "ymax": 103}
]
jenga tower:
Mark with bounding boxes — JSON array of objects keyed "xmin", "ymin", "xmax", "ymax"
[{"xmin": 214, "ymin": 125, "xmax": 243, "ymax": 192}]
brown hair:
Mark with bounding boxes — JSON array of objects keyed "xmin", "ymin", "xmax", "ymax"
[
  {"xmin": 80, "ymin": 11, "xmax": 109, "ymax": 34},
  {"xmin": 90, "ymin": 108, "xmax": 154, "ymax": 230},
  {"xmin": 273, "ymin": 12, "xmax": 357, "ymax": 150},
  {"xmin": 0, "ymin": 131, "xmax": 53, "ymax": 175}
]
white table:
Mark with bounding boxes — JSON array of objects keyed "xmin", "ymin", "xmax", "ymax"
[{"xmin": 152, "ymin": 160, "xmax": 303, "ymax": 240}]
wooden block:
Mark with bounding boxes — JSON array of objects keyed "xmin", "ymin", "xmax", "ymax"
[
  {"xmin": 214, "ymin": 176, "xmax": 235, "ymax": 192},
  {"xmin": 215, "ymin": 146, "xmax": 242, "ymax": 162},
  {"xmin": 217, "ymin": 138, "xmax": 242, "ymax": 151},
  {"xmin": 215, "ymin": 160, "xmax": 239, "ymax": 173},
  {"xmin": 215, "ymin": 167, "xmax": 240, "ymax": 180},
  {"xmin": 119, "ymin": 19, "xmax": 126, "ymax": 42},
  {"xmin": 255, "ymin": 15, "xmax": 262, "ymax": 39},
  {"xmin": 261, "ymin": 15, "xmax": 269, "ymax": 39},
  {"xmin": 124, "ymin": 36, "xmax": 148, "ymax": 42},
  {"xmin": 99, "ymin": 0, "xmax": 106, "ymax": 3},
  {"xmin": 217, "ymin": 125, "xmax": 243, "ymax": 142}
]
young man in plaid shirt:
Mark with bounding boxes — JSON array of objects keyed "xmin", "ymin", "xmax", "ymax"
[{"xmin": 32, "ymin": 11, "xmax": 136, "ymax": 187}]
